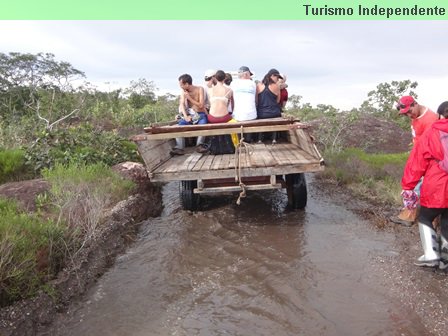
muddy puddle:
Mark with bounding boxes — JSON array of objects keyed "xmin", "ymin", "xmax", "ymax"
[{"xmin": 49, "ymin": 177, "xmax": 430, "ymax": 336}]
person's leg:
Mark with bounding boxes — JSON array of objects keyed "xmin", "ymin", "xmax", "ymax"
[
  {"xmin": 439, "ymin": 209, "xmax": 448, "ymax": 270},
  {"xmin": 171, "ymin": 119, "xmax": 189, "ymax": 155},
  {"xmin": 415, "ymin": 207, "xmax": 443, "ymax": 267},
  {"xmin": 196, "ymin": 113, "xmax": 207, "ymax": 146}
]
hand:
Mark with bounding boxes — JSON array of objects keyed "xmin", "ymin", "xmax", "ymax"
[{"xmin": 401, "ymin": 190, "xmax": 418, "ymax": 210}]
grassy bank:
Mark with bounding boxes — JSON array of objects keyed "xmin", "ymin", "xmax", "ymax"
[
  {"xmin": 0, "ymin": 162, "xmax": 134, "ymax": 307},
  {"xmin": 318, "ymin": 148, "xmax": 409, "ymax": 207}
]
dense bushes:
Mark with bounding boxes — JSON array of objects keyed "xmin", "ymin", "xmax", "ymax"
[{"xmin": 24, "ymin": 125, "xmax": 141, "ymax": 175}]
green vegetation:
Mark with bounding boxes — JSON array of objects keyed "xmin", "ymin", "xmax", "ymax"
[
  {"xmin": 0, "ymin": 148, "xmax": 29, "ymax": 183},
  {"xmin": 320, "ymin": 149, "xmax": 408, "ymax": 204},
  {"xmin": 25, "ymin": 125, "xmax": 141, "ymax": 174},
  {"xmin": 0, "ymin": 198, "xmax": 65, "ymax": 306},
  {"xmin": 0, "ymin": 163, "xmax": 134, "ymax": 307}
]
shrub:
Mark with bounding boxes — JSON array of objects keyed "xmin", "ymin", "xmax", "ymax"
[
  {"xmin": 42, "ymin": 162, "xmax": 135, "ymax": 253},
  {"xmin": 24, "ymin": 125, "xmax": 141, "ymax": 175},
  {"xmin": 0, "ymin": 148, "xmax": 30, "ymax": 183},
  {"xmin": 0, "ymin": 198, "xmax": 65, "ymax": 307}
]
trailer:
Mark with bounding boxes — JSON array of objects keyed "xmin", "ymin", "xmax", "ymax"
[{"xmin": 132, "ymin": 117, "xmax": 324, "ymax": 210}]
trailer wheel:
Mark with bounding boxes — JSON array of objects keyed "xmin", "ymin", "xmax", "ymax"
[
  {"xmin": 286, "ymin": 173, "xmax": 307, "ymax": 209},
  {"xmin": 180, "ymin": 180, "xmax": 200, "ymax": 211}
]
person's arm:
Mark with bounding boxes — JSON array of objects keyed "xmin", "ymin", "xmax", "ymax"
[
  {"xmin": 255, "ymin": 83, "xmax": 262, "ymax": 106},
  {"xmin": 184, "ymin": 87, "xmax": 205, "ymax": 112},
  {"xmin": 229, "ymin": 89, "xmax": 234, "ymax": 112},
  {"xmin": 281, "ymin": 89, "xmax": 288, "ymax": 108},
  {"xmin": 401, "ymin": 134, "xmax": 430, "ymax": 190},
  {"xmin": 179, "ymin": 91, "xmax": 192, "ymax": 122},
  {"xmin": 198, "ymin": 86, "xmax": 205, "ymax": 113},
  {"xmin": 270, "ymin": 83, "xmax": 281, "ymax": 103}
]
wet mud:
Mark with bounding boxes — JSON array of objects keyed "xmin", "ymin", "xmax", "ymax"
[{"xmin": 45, "ymin": 177, "xmax": 447, "ymax": 336}]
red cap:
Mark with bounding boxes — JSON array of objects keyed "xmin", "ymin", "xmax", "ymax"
[{"xmin": 396, "ymin": 96, "xmax": 416, "ymax": 114}]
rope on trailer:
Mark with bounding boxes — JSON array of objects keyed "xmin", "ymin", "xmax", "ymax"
[{"xmin": 234, "ymin": 126, "xmax": 253, "ymax": 205}]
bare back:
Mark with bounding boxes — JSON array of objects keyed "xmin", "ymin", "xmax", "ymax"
[{"xmin": 209, "ymin": 83, "xmax": 233, "ymax": 117}]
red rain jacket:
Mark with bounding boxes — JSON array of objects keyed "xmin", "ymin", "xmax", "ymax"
[{"xmin": 402, "ymin": 119, "xmax": 448, "ymax": 208}]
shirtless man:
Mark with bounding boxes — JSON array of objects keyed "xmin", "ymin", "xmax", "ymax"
[{"xmin": 171, "ymin": 74, "xmax": 208, "ymax": 156}]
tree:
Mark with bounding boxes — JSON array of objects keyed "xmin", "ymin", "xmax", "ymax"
[
  {"xmin": 287, "ymin": 94, "xmax": 302, "ymax": 109},
  {"xmin": 361, "ymin": 80, "xmax": 418, "ymax": 120},
  {"xmin": 124, "ymin": 78, "xmax": 157, "ymax": 109},
  {"xmin": 0, "ymin": 52, "xmax": 86, "ymax": 124}
]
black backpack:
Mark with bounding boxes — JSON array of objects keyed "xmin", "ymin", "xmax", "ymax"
[{"xmin": 208, "ymin": 135, "xmax": 235, "ymax": 155}]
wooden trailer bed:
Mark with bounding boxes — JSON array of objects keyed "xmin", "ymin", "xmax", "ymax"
[{"xmin": 132, "ymin": 117, "xmax": 324, "ymax": 209}]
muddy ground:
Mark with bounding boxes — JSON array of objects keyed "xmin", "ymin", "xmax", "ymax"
[{"xmin": 1, "ymin": 116, "xmax": 446, "ymax": 335}]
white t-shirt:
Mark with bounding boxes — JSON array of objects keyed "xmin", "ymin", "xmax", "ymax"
[{"xmin": 231, "ymin": 79, "xmax": 257, "ymax": 121}]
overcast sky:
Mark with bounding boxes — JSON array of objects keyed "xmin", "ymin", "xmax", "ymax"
[{"xmin": 1, "ymin": 20, "xmax": 447, "ymax": 110}]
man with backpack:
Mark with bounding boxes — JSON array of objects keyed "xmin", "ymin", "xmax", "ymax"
[{"xmin": 400, "ymin": 101, "xmax": 448, "ymax": 269}]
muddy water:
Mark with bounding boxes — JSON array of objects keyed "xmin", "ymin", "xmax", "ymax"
[{"xmin": 55, "ymin": 178, "xmax": 428, "ymax": 336}]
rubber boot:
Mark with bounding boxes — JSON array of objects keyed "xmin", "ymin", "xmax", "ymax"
[
  {"xmin": 414, "ymin": 223, "xmax": 440, "ymax": 267},
  {"xmin": 439, "ymin": 235, "xmax": 448, "ymax": 270},
  {"xmin": 390, "ymin": 208, "xmax": 418, "ymax": 227}
]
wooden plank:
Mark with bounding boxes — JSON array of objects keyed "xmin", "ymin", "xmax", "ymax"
[
  {"xmin": 220, "ymin": 154, "xmax": 234, "ymax": 170},
  {"xmin": 144, "ymin": 117, "xmax": 297, "ymax": 134},
  {"xmin": 192, "ymin": 154, "xmax": 209, "ymax": 171},
  {"xmin": 269, "ymin": 143, "xmax": 292, "ymax": 166},
  {"xmin": 201, "ymin": 154, "xmax": 216, "ymax": 172},
  {"xmin": 150, "ymin": 163, "xmax": 325, "ymax": 182},
  {"xmin": 286, "ymin": 145, "xmax": 316, "ymax": 164},
  {"xmin": 136, "ymin": 139, "xmax": 173, "ymax": 172},
  {"xmin": 249, "ymin": 144, "xmax": 276, "ymax": 167},
  {"xmin": 210, "ymin": 153, "xmax": 223, "ymax": 171},
  {"xmin": 158, "ymin": 154, "xmax": 186, "ymax": 173},
  {"xmin": 188, "ymin": 152, "xmax": 205, "ymax": 171},
  {"xmin": 194, "ymin": 183, "xmax": 282, "ymax": 194},
  {"xmin": 144, "ymin": 125, "xmax": 303, "ymax": 140},
  {"xmin": 178, "ymin": 152, "xmax": 200, "ymax": 172}
]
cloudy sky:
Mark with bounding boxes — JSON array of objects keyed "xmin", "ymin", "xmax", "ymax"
[{"xmin": 1, "ymin": 20, "xmax": 447, "ymax": 110}]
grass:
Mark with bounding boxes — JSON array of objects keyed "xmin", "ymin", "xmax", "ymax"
[
  {"xmin": 0, "ymin": 198, "xmax": 65, "ymax": 306},
  {"xmin": 320, "ymin": 148, "xmax": 409, "ymax": 206},
  {"xmin": 0, "ymin": 162, "xmax": 135, "ymax": 307},
  {"xmin": 0, "ymin": 148, "xmax": 29, "ymax": 183}
]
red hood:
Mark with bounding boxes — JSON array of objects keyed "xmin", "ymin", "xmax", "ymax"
[{"xmin": 431, "ymin": 119, "xmax": 448, "ymax": 133}]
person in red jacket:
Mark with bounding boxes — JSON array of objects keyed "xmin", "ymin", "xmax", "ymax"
[
  {"xmin": 401, "ymin": 101, "xmax": 448, "ymax": 269},
  {"xmin": 391, "ymin": 96, "xmax": 439, "ymax": 226}
]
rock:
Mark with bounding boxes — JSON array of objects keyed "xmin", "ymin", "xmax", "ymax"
[{"xmin": 0, "ymin": 179, "xmax": 50, "ymax": 212}]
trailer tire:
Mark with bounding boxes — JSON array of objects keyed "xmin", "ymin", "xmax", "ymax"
[
  {"xmin": 180, "ymin": 180, "xmax": 200, "ymax": 211},
  {"xmin": 286, "ymin": 173, "xmax": 307, "ymax": 209}
]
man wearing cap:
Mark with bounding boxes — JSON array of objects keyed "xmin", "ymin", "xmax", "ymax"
[
  {"xmin": 391, "ymin": 96, "xmax": 439, "ymax": 226},
  {"xmin": 231, "ymin": 66, "xmax": 257, "ymax": 123},
  {"xmin": 400, "ymin": 101, "xmax": 448, "ymax": 269},
  {"xmin": 230, "ymin": 66, "xmax": 258, "ymax": 143},
  {"xmin": 397, "ymin": 96, "xmax": 439, "ymax": 144}
]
